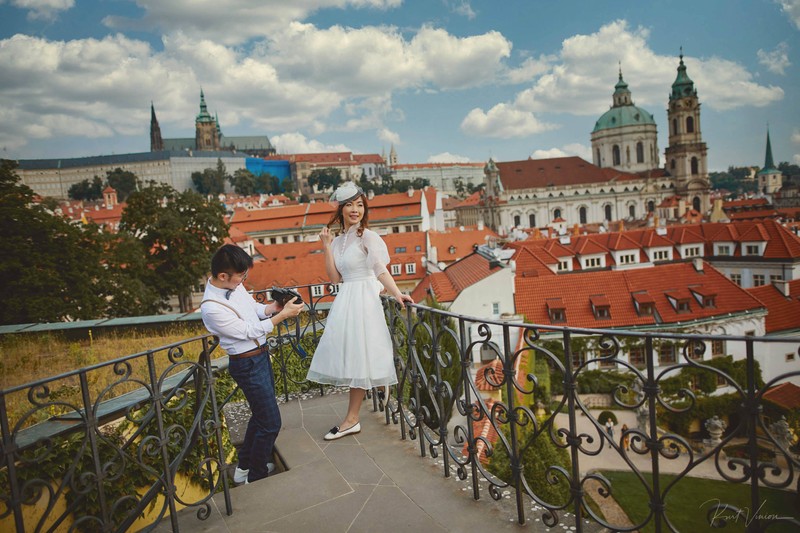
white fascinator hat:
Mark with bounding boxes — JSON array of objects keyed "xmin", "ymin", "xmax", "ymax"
[{"xmin": 329, "ymin": 181, "xmax": 364, "ymax": 205}]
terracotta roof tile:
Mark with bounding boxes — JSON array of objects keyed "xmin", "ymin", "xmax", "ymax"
[
  {"xmin": 429, "ymin": 226, "xmax": 500, "ymax": 263},
  {"xmin": 516, "ymin": 262, "xmax": 764, "ymax": 328},
  {"xmin": 747, "ymin": 279, "xmax": 800, "ymax": 333},
  {"xmin": 762, "ymin": 382, "xmax": 800, "ymax": 410},
  {"xmin": 495, "ymin": 157, "xmax": 641, "ymax": 190}
]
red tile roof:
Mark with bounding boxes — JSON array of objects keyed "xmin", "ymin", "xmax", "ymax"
[
  {"xmin": 428, "ymin": 225, "xmax": 499, "ymax": 263},
  {"xmin": 747, "ymin": 279, "xmax": 800, "ymax": 333},
  {"xmin": 411, "ymin": 252, "xmax": 504, "ymax": 303},
  {"xmin": 515, "ymin": 262, "xmax": 764, "ymax": 328},
  {"xmin": 495, "ymin": 156, "xmax": 641, "ymax": 191},
  {"xmin": 475, "ymin": 359, "xmax": 503, "ymax": 391},
  {"xmin": 463, "ymin": 398, "xmax": 499, "ymax": 465},
  {"xmin": 393, "ymin": 162, "xmax": 485, "ymax": 170},
  {"xmin": 762, "ymin": 382, "xmax": 800, "ymax": 410}
]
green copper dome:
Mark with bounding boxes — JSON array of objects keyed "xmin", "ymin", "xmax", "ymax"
[
  {"xmin": 593, "ymin": 69, "xmax": 656, "ymax": 133},
  {"xmin": 593, "ymin": 105, "xmax": 656, "ymax": 133},
  {"xmin": 670, "ymin": 52, "xmax": 696, "ymax": 100}
]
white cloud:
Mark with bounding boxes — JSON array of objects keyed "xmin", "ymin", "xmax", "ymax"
[
  {"xmin": 103, "ymin": 0, "xmax": 402, "ymax": 45},
  {"xmin": 461, "ymin": 103, "xmax": 557, "ymax": 138},
  {"xmin": 792, "ymin": 130, "xmax": 800, "ymax": 144},
  {"xmin": 511, "ymin": 20, "xmax": 783, "ymax": 115},
  {"xmin": 445, "ymin": 0, "xmax": 476, "ymax": 20},
  {"xmin": 271, "ymin": 132, "xmax": 351, "ymax": 154},
  {"xmin": 427, "ymin": 152, "xmax": 471, "ymax": 163},
  {"xmin": 11, "ymin": 0, "xmax": 73, "ymax": 21},
  {"xmin": 505, "ymin": 55, "xmax": 553, "ymax": 84},
  {"xmin": 777, "ymin": 0, "xmax": 800, "ymax": 30},
  {"xmin": 378, "ymin": 128, "xmax": 400, "ymax": 145},
  {"xmin": 531, "ymin": 143, "xmax": 591, "ymax": 160},
  {"xmin": 758, "ymin": 42, "xmax": 790, "ymax": 75}
]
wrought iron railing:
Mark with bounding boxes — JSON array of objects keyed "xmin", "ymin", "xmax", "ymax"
[{"xmin": 2, "ymin": 281, "xmax": 799, "ymax": 532}]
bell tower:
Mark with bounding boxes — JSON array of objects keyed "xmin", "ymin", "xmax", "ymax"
[
  {"xmin": 664, "ymin": 50, "xmax": 710, "ymax": 213},
  {"xmin": 195, "ymin": 89, "xmax": 219, "ymax": 151}
]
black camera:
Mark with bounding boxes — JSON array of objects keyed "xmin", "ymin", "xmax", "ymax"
[{"xmin": 271, "ymin": 286, "xmax": 303, "ymax": 306}]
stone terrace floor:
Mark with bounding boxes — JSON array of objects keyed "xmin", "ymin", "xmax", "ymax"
[{"xmin": 156, "ymin": 391, "xmax": 608, "ymax": 533}]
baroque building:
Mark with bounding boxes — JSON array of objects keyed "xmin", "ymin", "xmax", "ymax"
[
  {"xmin": 476, "ymin": 55, "xmax": 711, "ymax": 233},
  {"xmin": 151, "ymin": 90, "xmax": 276, "ymax": 156}
]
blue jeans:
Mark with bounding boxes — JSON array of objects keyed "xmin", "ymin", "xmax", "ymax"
[{"xmin": 228, "ymin": 352, "xmax": 281, "ymax": 482}]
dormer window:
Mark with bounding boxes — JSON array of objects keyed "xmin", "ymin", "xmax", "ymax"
[
  {"xmin": 618, "ymin": 252, "xmax": 637, "ymax": 265},
  {"xmin": 665, "ymin": 290, "xmax": 692, "ymax": 313},
  {"xmin": 546, "ymin": 298, "xmax": 566, "ymax": 323},
  {"xmin": 558, "ymin": 260, "xmax": 570, "ymax": 272},
  {"xmin": 590, "ymin": 295, "xmax": 611, "ymax": 320},
  {"xmin": 683, "ymin": 245, "xmax": 701, "ymax": 258},
  {"xmin": 716, "ymin": 244, "xmax": 732, "ymax": 256},
  {"xmin": 448, "ymin": 245, "xmax": 456, "ymax": 254},
  {"xmin": 690, "ymin": 286, "xmax": 717, "ymax": 308},
  {"xmin": 745, "ymin": 245, "xmax": 759, "ymax": 255},
  {"xmin": 632, "ymin": 291, "xmax": 656, "ymax": 317}
]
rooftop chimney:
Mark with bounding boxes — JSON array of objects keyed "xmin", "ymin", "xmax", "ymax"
[
  {"xmin": 477, "ymin": 220, "xmax": 484, "ymax": 230},
  {"xmin": 692, "ymin": 257, "xmax": 704, "ymax": 272},
  {"xmin": 774, "ymin": 279, "xmax": 790, "ymax": 297}
]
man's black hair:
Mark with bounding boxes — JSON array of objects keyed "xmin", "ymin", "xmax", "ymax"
[{"xmin": 211, "ymin": 244, "xmax": 253, "ymax": 277}]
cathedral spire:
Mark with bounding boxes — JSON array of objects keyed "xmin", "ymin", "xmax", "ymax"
[
  {"xmin": 612, "ymin": 64, "xmax": 632, "ymax": 107},
  {"xmin": 763, "ymin": 127, "xmax": 777, "ymax": 171},
  {"xmin": 196, "ymin": 88, "xmax": 213, "ymax": 123},
  {"xmin": 150, "ymin": 101, "xmax": 163, "ymax": 152}
]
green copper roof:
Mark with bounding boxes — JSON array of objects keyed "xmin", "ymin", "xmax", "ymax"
[
  {"xmin": 613, "ymin": 68, "xmax": 629, "ymax": 96},
  {"xmin": 593, "ymin": 106, "xmax": 656, "ymax": 133},
  {"xmin": 196, "ymin": 89, "xmax": 214, "ymax": 123},
  {"xmin": 757, "ymin": 129, "xmax": 780, "ymax": 175},
  {"xmin": 670, "ymin": 52, "xmax": 696, "ymax": 100}
]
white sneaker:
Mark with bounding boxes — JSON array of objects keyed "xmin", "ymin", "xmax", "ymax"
[
  {"xmin": 233, "ymin": 466, "xmax": 249, "ymax": 484},
  {"xmin": 236, "ymin": 463, "xmax": 276, "ymax": 484}
]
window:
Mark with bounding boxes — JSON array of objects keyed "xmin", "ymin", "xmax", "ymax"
[
  {"xmin": 629, "ymin": 346, "xmax": 645, "ymax": 368},
  {"xmin": 702, "ymin": 296, "xmax": 716, "ymax": 308},
  {"xmin": 392, "ymin": 227, "xmax": 400, "ymax": 233},
  {"xmin": 415, "ymin": 245, "xmax": 422, "ymax": 252},
  {"xmin": 691, "ymin": 157, "xmax": 699, "ymax": 175},
  {"xmin": 670, "ymin": 159, "xmax": 676, "ymax": 170},
  {"xmin": 571, "ymin": 351, "xmax": 585, "ymax": 369},
  {"xmin": 492, "ymin": 302, "xmax": 500, "ymax": 315},
  {"xmin": 684, "ymin": 246, "xmax": 700, "ymax": 258},
  {"xmin": 716, "ymin": 374, "xmax": 728, "ymax": 388},
  {"xmin": 731, "ymin": 273, "xmax": 741, "ymax": 286},
  {"xmin": 770, "ymin": 274, "xmax": 783, "ymax": 283},
  {"xmin": 394, "ymin": 246, "xmax": 407, "ymax": 253},
  {"xmin": 787, "ymin": 353, "xmax": 796, "ymax": 362},
  {"xmin": 558, "ymin": 260, "xmax": 570, "ymax": 272},
  {"xmin": 596, "ymin": 148, "xmax": 601, "ymax": 167},
  {"xmin": 629, "ymin": 205, "xmax": 635, "ymax": 218},
  {"xmin": 605, "ymin": 204, "xmax": 612, "ymax": 221},
  {"xmin": 270, "ymin": 237, "xmax": 277, "ymax": 244},
  {"xmin": 448, "ymin": 245, "xmax": 456, "ymax": 254},
  {"xmin": 686, "ymin": 116, "xmax": 694, "ymax": 133},
  {"xmin": 405, "ymin": 263, "xmax": 416, "ymax": 274},
  {"xmin": 716, "ymin": 245, "xmax": 731, "ymax": 256},
  {"xmin": 658, "ymin": 343, "xmax": 676, "ymax": 365},
  {"xmin": 638, "ymin": 303, "xmax": 654, "ymax": 316},
  {"xmin": 676, "ymin": 300, "xmax": 690, "ymax": 312},
  {"xmin": 553, "ymin": 208, "xmax": 562, "ymax": 219},
  {"xmin": 529, "ymin": 214, "xmax": 536, "ymax": 227},
  {"xmin": 550, "ymin": 309, "xmax": 565, "ymax": 322},
  {"xmin": 745, "ymin": 245, "xmax": 759, "ymax": 255},
  {"xmin": 648, "ymin": 200, "xmax": 655, "ymax": 213},
  {"xmin": 405, "ymin": 225, "xmax": 413, "ymax": 232},
  {"xmin": 612, "ymin": 145, "xmax": 621, "ymax": 166},
  {"xmin": 618, "ymin": 253, "xmax": 637, "ymax": 265},
  {"xmin": 413, "ymin": 225, "xmax": 419, "ymax": 231},
  {"xmin": 311, "ymin": 285, "xmax": 324, "ymax": 297},
  {"xmin": 282, "ymin": 236, "xmax": 289, "ymax": 243},
  {"xmin": 636, "ymin": 142, "xmax": 644, "ymax": 163},
  {"xmin": 595, "ymin": 307, "xmax": 610, "ymax": 319},
  {"xmin": 652, "ymin": 250, "xmax": 670, "ymax": 261},
  {"xmin": 584, "ymin": 257, "xmax": 602, "ymax": 268},
  {"xmin": 753, "ymin": 274, "xmax": 765, "ymax": 287},
  {"xmin": 390, "ymin": 264, "xmax": 402, "ymax": 276},
  {"xmin": 513, "ymin": 215, "xmax": 521, "ymax": 227},
  {"xmin": 712, "ymin": 339, "xmax": 725, "ymax": 357},
  {"xmin": 579, "ymin": 206, "xmax": 587, "ymax": 224}
]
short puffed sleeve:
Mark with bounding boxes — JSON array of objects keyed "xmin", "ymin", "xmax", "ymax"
[{"xmin": 361, "ymin": 229, "xmax": 390, "ymax": 278}]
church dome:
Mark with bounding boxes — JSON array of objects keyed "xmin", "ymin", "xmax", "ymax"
[{"xmin": 592, "ymin": 105, "xmax": 656, "ymax": 133}]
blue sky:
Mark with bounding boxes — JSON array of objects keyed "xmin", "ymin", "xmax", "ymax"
[{"xmin": 1, "ymin": 0, "xmax": 798, "ymax": 171}]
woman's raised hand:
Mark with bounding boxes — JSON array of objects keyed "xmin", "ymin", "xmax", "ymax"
[{"xmin": 319, "ymin": 227, "xmax": 334, "ymax": 248}]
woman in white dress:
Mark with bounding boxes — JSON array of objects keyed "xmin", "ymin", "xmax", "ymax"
[{"xmin": 306, "ymin": 182, "xmax": 413, "ymax": 440}]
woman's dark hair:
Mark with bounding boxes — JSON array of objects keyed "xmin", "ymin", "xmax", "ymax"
[
  {"xmin": 327, "ymin": 194, "xmax": 369, "ymax": 237},
  {"xmin": 211, "ymin": 244, "xmax": 253, "ymax": 277}
]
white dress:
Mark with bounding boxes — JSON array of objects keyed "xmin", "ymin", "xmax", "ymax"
[{"xmin": 306, "ymin": 226, "xmax": 398, "ymax": 389}]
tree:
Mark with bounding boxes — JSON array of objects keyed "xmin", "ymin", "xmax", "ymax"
[
  {"xmin": 106, "ymin": 168, "xmax": 139, "ymax": 202},
  {"xmin": 709, "ymin": 166, "xmax": 757, "ymax": 195},
  {"xmin": 192, "ymin": 158, "xmax": 228, "ymax": 195},
  {"xmin": 68, "ymin": 176, "xmax": 104, "ymax": 201},
  {"xmin": 229, "ymin": 168, "xmax": 257, "ymax": 195},
  {"xmin": 280, "ymin": 176, "xmax": 295, "ymax": 194},
  {"xmin": 0, "ymin": 160, "xmax": 106, "ymax": 325},
  {"xmin": 307, "ymin": 168, "xmax": 342, "ymax": 192},
  {"xmin": 255, "ymin": 172, "xmax": 280, "ymax": 195},
  {"xmin": 96, "ymin": 232, "xmax": 165, "ymax": 317},
  {"xmin": 779, "ymin": 161, "xmax": 800, "ymax": 177},
  {"xmin": 453, "ymin": 178, "xmax": 466, "ymax": 198},
  {"xmin": 120, "ymin": 182, "xmax": 228, "ymax": 312}
]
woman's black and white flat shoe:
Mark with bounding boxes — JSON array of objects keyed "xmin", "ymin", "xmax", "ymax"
[{"xmin": 324, "ymin": 422, "xmax": 361, "ymax": 440}]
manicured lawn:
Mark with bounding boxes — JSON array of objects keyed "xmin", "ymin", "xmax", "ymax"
[{"xmin": 600, "ymin": 470, "xmax": 798, "ymax": 533}]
